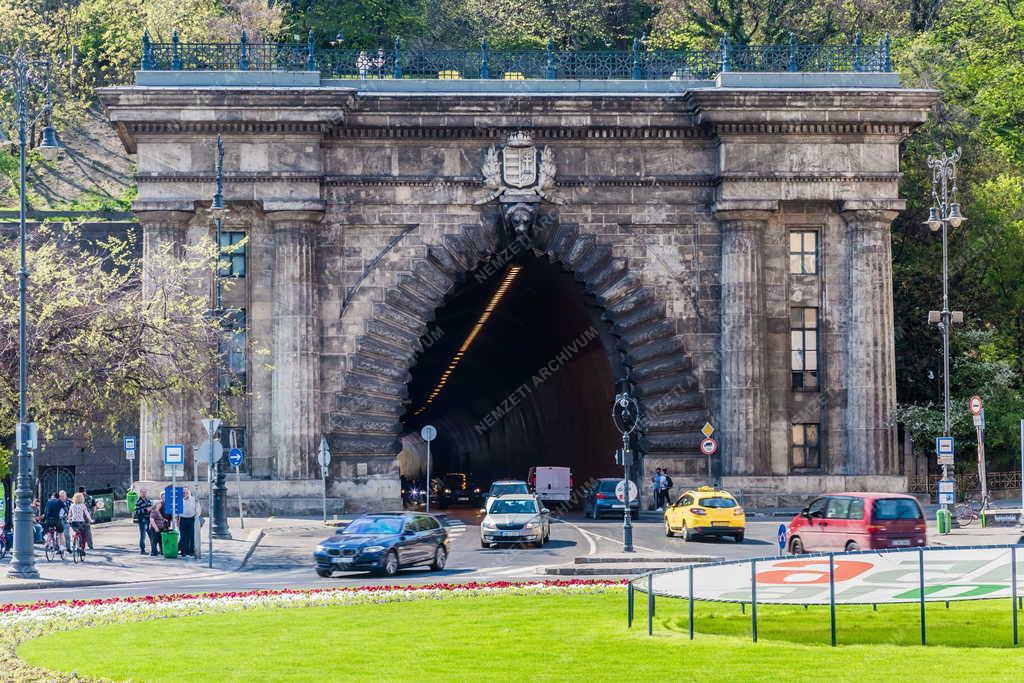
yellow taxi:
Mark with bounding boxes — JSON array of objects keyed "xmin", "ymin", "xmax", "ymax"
[{"xmin": 664, "ymin": 486, "xmax": 745, "ymax": 542}]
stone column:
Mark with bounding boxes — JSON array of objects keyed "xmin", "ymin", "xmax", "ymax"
[
  {"xmin": 136, "ymin": 205, "xmax": 194, "ymax": 483},
  {"xmin": 715, "ymin": 204, "xmax": 775, "ymax": 476},
  {"xmin": 267, "ymin": 206, "xmax": 324, "ymax": 480},
  {"xmin": 841, "ymin": 203, "xmax": 902, "ymax": 475}
]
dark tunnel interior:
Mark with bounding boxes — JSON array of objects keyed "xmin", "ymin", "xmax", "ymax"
[{"xmin": 400, "ymin": 251, "xmax": 622, "ymax": 491}]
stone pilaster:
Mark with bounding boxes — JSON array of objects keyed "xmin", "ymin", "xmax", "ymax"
[
  {"xmin": 841, "ymin": 202, "xmax": 903, "ymax": 475},
  {"xmin": 136, "ymin": 205, "xmax": 194, "ymax": 483},
  {"xmin": 715, "ymin": 204, "xmax": 775, "ymax": 476},
  {"xmin": 267, "ymin": 206, "xmax": 324, "ymax": 480}
]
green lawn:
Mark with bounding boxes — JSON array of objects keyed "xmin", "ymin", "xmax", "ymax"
[{"xmin": 17, "ymin": 591, "xmax": 1024, "ymax": 682}]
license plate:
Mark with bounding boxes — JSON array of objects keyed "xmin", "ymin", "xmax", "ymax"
[
  {"xmin": 611, "ymin": 504, "xmax": 624, "ymax": 509},
  {"xmin": 458, "ymin": 497, "xmax": 469, "ymax": 501},
  {"xmin": 711, "ymin": 522, "xmax": 730, "ymax": 527},
  {"xmin": 335, "ymin": 557, "xmax": 353, "ymax": 565},
  {"xmin": 892, "ymin": 539, "xmax": 910, "ymax": 547},
  {"xmin": 499, "ymin": 530, "xmax": 521, "ymax": 537}
]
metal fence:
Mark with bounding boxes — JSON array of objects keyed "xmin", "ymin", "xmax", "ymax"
[
  {"xmin": 140, "ymin": 32, "xmax": 893, "ymax": 80},
  {"xmin": 908, "ymin": 471, "xmax": 1023, "ymax": 496},
  {"xmin": 629, "ymin": 544, "xmax": 1023, "ymax": 646}
]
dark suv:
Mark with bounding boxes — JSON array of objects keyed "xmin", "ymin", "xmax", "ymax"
[
  {"xmin": 437, "ymin": 473, "xmax": 483, "ymax": 508},
  {"xmin": 584, "ymin": 478, "xmax": 640, "ymax": 519}
]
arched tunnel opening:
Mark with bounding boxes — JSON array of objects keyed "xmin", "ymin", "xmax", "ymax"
[{"xmin": 399, "ymin": 251, "xmax": 623, "ymax": 503}]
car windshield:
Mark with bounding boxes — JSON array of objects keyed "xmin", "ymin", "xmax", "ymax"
[
  {"xmin": 598, "ymin": 480, "xmax": 619, "ymax": 492},
  {"xmin": 872, "ymin": 498, "xmax": 922, "ymax": 521},
  {"xmin": 341, "ymin": 517, "xmax": 404, "ymax": 535},
  {"xmin": 490, "ymin": 483, "xmax": 528, "ymax": 497},
  {"xmin": 698, "ymin": 496, "xmax": 737, "ymax": 508},
  {"xmin": 445, "ymin": 475, "xmax": 466, "ymax": 489},
  {"xmin": 489, "ymin": 499, "xmax": 538, "ymax": 515}
]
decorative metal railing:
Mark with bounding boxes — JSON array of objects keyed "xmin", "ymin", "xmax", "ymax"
[
  {"xmin": 140, "ymin": 31, "xmax": 893, "ymax": 79},
  {"xmin": 908, "ymin": 471, "xmax": 1022, "ymax": 497}
]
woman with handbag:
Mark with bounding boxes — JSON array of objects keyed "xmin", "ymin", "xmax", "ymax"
[{"xmin": 148, "ymin": 492, "xmax": 169, "ymax": 556}]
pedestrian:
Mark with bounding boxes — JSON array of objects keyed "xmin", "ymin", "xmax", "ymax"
[
  {"xmin": 179, "ymin": 488, "xmax": 197, "ymax": 558},
  {"xmin": 68, "ymin": 492, "xmax": 93, "ymax": 556},
  {"xmin": 77, "ymin": 486, "xmax": 95, "ymax": 549},
  {"xmin": 30, "ymin": 497, "xmax": 44, "ymax": 543},
  {"xmin": 149, "ymin": 492, "xmax": 169, "ymax": 556},
  {"xmin": 651, "ymin": 468, "xmax": 665, "ymax": 510},
  {"xmin": 134, "ymin": 489, "xmax": 154, "ymax": 555},
  {"xmin": 662, "ymin": 469, "xmax": 673, "ymax": 507},
  {"xmin": 58, "ymin": 490, "xmax": 72, "ymax": 552}
]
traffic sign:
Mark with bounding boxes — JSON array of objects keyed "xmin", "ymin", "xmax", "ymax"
[
  {"xmin": 777, "ymin": 524, "xmax": 788, "ymax": 553},
  {"xmin": 123, "ymin": 436, "xmax": 137, "ymax": 452},
  {"xmin": 969, "ymin": 396, "xmax": 983, "ymax": 416},
  {"xmin": 16, "ymin": 422, "xmax": 38, "ymax": 451},
  {"xmin": 201, "ymin": 418, "xmax": 222, "ymax": 437},
  {"xmin": 973, "ymin": 413, "xmax": 985, "ymax": 429},
  {"xmin": 317, "ymin": 436, "xmax": 332, "ymax": 468},
  {"xmin": 163, "ymin": 444, "xmax": 185, "ymax": 465},
  {"xmin": 936, "ymin": 436, "xmax": 955, "ymax": 465},
  {"xmin": 227, "ymin": 448, "xmax": 244, "ymax": 467},
  {"xmin": 701, "ymin": 422, "xmax": 715, "ymax": 438},
  {"xmin": 420, "ymin": 425, "xmax": 437, "ymax": 442},
  {"xmin": 615, "ymin": 479, "xmax": 639, "ymax": 502},
  {"xmin": 699, "ymin": 437, "xmax": 718, "ymax": 456},
  {"xmin": 126, "ymin": 451, "xmax": 136, "ymax": 461}
]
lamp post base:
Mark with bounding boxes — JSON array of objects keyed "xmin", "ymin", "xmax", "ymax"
[{"xmin": 6, "ymin": 564, "xmax": 40, "ymax": 579}]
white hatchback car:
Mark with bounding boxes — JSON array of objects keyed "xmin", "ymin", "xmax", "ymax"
[{"xmin": 480, "ymin": 494, "xmax": 550, "ymax": 548}]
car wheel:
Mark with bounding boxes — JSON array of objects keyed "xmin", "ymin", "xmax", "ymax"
[
  {"xmin": 733, "ymin": 532, "xmax": 745, "ymax": 543},
  {"xmin": 380, "ymin": 550, "xmax": 400, "ymax": 577},
  {"xmin": 790, "ymin": 537, "xmax": 804, "ymax": 555},
  {"xmin": 316, "ymin": 568, "xmax": 333, "ymax": 578},
  {"xmin": 665, "ymin": 520, "xmax": 674, "ymax": 538},
  {"xmin": 845, "ymin": 541, "xmax": 859, "ymax": 552},
  {"xmin": 681, "ymin": 523, "xmax": 691, "ymax": 542},
  {"xmin": 431, "ymin": 545, "xmax": 447, "ymax": 571}
]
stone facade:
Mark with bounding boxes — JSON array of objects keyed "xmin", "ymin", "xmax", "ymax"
[{"xmin": 98, "ymin": 77, "xmax": 937, "ymax": 511}]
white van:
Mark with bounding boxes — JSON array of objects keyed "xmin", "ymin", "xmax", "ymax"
[{"xmin": 528, "ymin": 466, "xmax": 572, "ymax": 502}]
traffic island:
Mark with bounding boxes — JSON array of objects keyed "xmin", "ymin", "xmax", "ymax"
[{"xmin": 544, "ymin": 553, "xmax": 722, "ymax": 576}]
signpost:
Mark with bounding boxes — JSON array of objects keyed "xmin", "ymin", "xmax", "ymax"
[
  {"xmin": 936, "ymin": 436, "xmax": 955, "ymax": 466},
  {"xmin": 938, "ymin": 478, "xmax": 955, "ymax": 506},
  {"xmin": 228, "ymin": 446, "xmax": 244, "ymax": 529},
  {"xmin": 123, "ymin": 436, "xmax": 137, "ymax": 489},
  {"xmin": 201, "ymin": 418, "xmax": 221, "ymax": 569},
  {"xmin": 318, "ymin": 437, "xmax": 331, "ymax": 524},
  {"xmin": 700, "ymin": 436, "xmax": 718, "ymax": 482},
  {"xmin": 420, "ymin": 425, "xmax": 437, "ymax": 513},
  {"xmin": 163, "ymin": 444, "xmax": 185, "ymax": 521},
  {"xmin": 969, "ymin": 396, "xmax": 988, "ymax": 505}
]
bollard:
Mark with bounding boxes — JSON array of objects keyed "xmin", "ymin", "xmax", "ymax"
[{"xmin": 936, "ymin": 508, "xmax": 950, "ymax": 535}]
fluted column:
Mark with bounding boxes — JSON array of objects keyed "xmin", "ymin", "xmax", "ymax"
[
  {"xmin": 716, "ymin": 206, "xmax": 774, "ymax": 476},
  {"xmin": 268, "ymin": 209, "xmax": 323, "ymax": 480},
  {"xmin": 137, "ymin": 207, "xmax": 194, "ymax": 483},
  {"xmin": 841, "ymin": 204, "xmax": 902, "ymax": 475}
]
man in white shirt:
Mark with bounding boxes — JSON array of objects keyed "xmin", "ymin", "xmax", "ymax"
[{"xmin": 178, "ymin": 488, "xmax": 198, "ymax": 558}]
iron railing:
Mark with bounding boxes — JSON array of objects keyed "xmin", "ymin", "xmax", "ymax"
[
  {"xmin": 140, "ymin": 31, "xmax": 893, "ymax": 80},
  {"xmin": 908, "ymin": 471, "xmax": 1022, "ymax": 497}
]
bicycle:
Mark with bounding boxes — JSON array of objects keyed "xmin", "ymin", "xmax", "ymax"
[
  {"xmin": 43, "ymin": 525, "xmax": 65, "ymax": 562},
  {"xmin": 70, "ymin": 524, "xmax": 87, "ymax": 563},
  {"xmin": 954, "ymin": 495, "xmax": 991, "ymax": 528},
  {"xmin": 0, "ymin": 522, "xmax": 9, "ymax": 560}
]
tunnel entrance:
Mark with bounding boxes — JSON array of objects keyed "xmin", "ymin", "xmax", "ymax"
[{"xmin": 399, "ymin": 251, "xmax": 623, "ymax": 496}]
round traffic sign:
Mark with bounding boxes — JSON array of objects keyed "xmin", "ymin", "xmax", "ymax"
[
  {"xmin": 700, "ymin": 437, "xmax": 718, "ymax": 456},
  {"xmin": 969, "ymin": 395, "xmax": 983, "ymax": 416},
  {"xmin": 777, "ymin": 524, "xmax": 788, "ymax": 552},
  {"xmin": 227, "ymin": 447, "xmax": 244, "ymax": 467},
  {"xmin": 615, "ymin": 479, "xmax": 639, "ymax": 503},
  {"xmin": 420, "ymin": 425, "xmax": 437, "ymax": 442}
]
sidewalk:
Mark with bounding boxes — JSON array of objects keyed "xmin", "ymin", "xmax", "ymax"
[
  {"xmin": 0, "ymin": 516, "xmax": 265, "ymax": 593},
  {"xmin": 927, "ymin": 522, "xmax": 1024, "ymax": 547}
]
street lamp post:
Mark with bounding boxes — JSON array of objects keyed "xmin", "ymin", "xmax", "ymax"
[
  {"xmin": 612, "ymin": 385, "xmax": 640, "ymax": 553},
  {"xmin": 209, "ymin": 135, "xmax": 231, "ymax": 540},
  {"xmin": 925, "ymin": 148, "xmax": 966, "ymax": 520},
  {"xmin": 2, "ymin": 50, "xmax": 59, "ymax": 579}
]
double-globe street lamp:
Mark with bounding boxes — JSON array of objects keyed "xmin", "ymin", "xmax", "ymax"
[
  {"xmin": 1, "ymin": 49, "xmax": 60, "ymax": 579},
  {"xmin": 209, "ymin": 134, "xmax": 232, "ymax": 541},
  {"xmin": 925, "ymin": 148, "xmax": 966, "ymax": 519},
  {"xmin": 612, "ymin": 383, "xmax": 641, "ymax": 553}
]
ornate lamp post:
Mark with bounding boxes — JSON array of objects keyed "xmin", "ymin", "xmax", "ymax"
[
  {"xmin": 612, "ymin": 383, "xmax": 641, "ymax": 553},
  {"xmin": 925, "ymin": 148, "xmax": 966, "ymax": 518},
  {"xmin": 209, "ymin": 135, "xmax": 231, "ymax": 540},
  {"xmin": 2, "ymin": 50, "xmax": 59, "ymax": 579}
]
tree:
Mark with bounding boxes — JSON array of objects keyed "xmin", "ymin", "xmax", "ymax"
[{"xmin": 0, "ymin": 223, "xmax": 229, "ymax": 527}]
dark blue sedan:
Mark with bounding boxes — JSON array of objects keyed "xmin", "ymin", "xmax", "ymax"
[
  {"xmin": 313, "ymin": 512, "xmax": 449, "ymax": 578},
  {"xmin": 584, "ymin": 478, "xmax": 641, "ymax": 519}
]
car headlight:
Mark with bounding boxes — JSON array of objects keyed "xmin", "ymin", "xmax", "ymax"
[
  {"xmin": 315, "ymin": 545, "xmax": 328, "ymax": 553},
  {"xmin": 444, "ymin": 488, "xmax": 452, "ymax": 494},
  {"xmin": 482, "ymin": 520, "xmax": 496, "ymax": 530},
  {"xmin": 525, "ymin": 520, "xmax": 540, "ymax": 529},
  {"xmin": 362, "ymin": 545, "xmax": 386, "ymax": 553},
  {"xmin": 473, "ymin": 488, "xmax": 481, "ymax": 494}
]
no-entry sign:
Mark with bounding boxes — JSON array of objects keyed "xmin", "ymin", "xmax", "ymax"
[
  {"xmin": 969, "ymin": 395, "xmax": 983, "ymax": 416},
  {"xmin": 699, "ymin": 437, "xmax": 718, "ymax": 456}
]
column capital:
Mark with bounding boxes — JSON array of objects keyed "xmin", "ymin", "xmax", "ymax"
[
  {"xmin": 263, "ymin": 199, "xmax": 326, "ymax": 225},
  {"xmin": 712, "ymin": 200, "xmax": 779, "ymax": 225},
  {"xmin": 132, "ymin": 200, "xmax": 196, "ymax": 226},
  {"xmin": 839, "ymin": 199, "xmax": 904, "ymax": 226}
]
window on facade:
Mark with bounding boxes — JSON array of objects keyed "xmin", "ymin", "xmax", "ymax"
[
  {"xmin": 219, "ymin": 308, "xmax": 247, "ymax": 391},
  {"xmin": 792, "ymin": 423, "xmax": 821, "ymax": 470},
  {"xmin": 791, "ymin": 307, "xmax": 819, "ymax": 389},
  {"xmin": 219, "ymin": 425, "xmax": 248, "ymax": 473},
  {"xmin": 789, "ymin": 230, "xmax": 818, "ymax": 274},
  {"xmin": 219, "ymin": 231, "xmax": 247, "ymax": 278}
]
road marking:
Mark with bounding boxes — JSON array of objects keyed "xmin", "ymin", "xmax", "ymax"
[
  {"xmin": 554, "ymin": 519, "xmax": 597, "ymax": 555},
  {"xmin": 569, "ymin": 524, "xmax": 661, "ymax": 554}
]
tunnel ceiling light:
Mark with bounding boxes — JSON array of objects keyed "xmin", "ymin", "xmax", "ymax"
[{"xmin": 413, "ymin": 265, "xmax": 522, "ymax": 416}]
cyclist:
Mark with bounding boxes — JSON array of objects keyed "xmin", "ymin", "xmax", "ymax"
[
  {"xmin": 68, "ymin": 492, "xmax": 93, "ymax": 557},
  {"xmin": 41, "ymin": 492, "xmax": 65, "ymax": 549}
]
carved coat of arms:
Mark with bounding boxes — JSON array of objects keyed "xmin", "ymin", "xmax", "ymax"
[{"xmin": 478, "ymin": 131, "xmax": 559, "ymax": 205}]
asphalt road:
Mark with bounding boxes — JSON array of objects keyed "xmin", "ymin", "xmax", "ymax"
[{"xmin": 0, "ymin": 509, "xmax": 788, "ymax": 604}]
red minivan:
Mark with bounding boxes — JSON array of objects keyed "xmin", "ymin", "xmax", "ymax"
[{"xmin": 787, "ymin": 492, "xmax": 927, "ymax": 553}]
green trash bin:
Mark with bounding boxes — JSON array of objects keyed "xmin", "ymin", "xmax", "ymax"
[
  {"xmin": 126, "ymin": 490, "xmax": 138, "ymax": 516},
  {"xmin": 936, "ymin": 508, "xmax": 950, "ymax": 535},
  {"xmin": 161, "ymin": 529, "xmax": 180, "ymax": 558}
]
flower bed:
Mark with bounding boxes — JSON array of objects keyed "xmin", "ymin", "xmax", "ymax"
[{"xmin": 1, "ymin": 580, "xmax": 623, "ymax": 682}]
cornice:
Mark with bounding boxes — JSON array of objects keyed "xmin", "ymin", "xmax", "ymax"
[
  {"xmin": 124, "ymin": 121, "xmax": 333, "ymax": 135},
  {"xmin": 137, "ymin": 172, "xmax": 322, "ymax": 184},
  {"xmin": 712, "ymin": 122, "xmax": 914, "ymax": 136},
  {"xmin": 329, "ymin": 126, "xmax": 712, "ymax": 141},
  {"xmin": 720, "ymin": 172, "xmax": 901, "ymax": 183}
]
